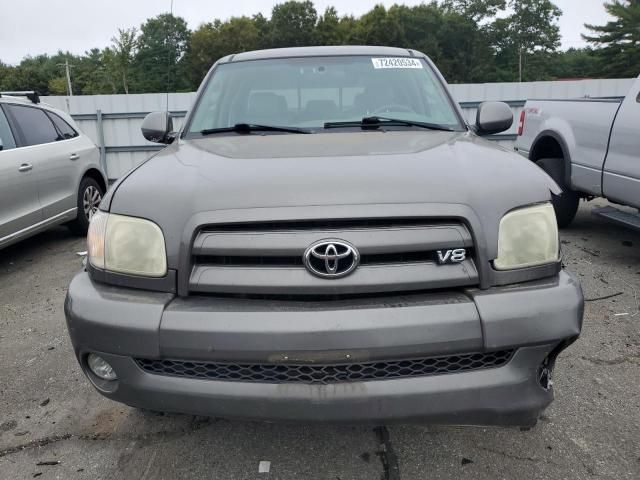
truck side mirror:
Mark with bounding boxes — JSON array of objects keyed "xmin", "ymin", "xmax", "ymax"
[
  {"xmin": 475, "ymin": 102, "xmax": 513, "ymax": 136},
  {"xmin": 0, "ymin": 138, "xmax": 3, "ymax": 151},
  {"xmin": 141, "ymin": 111, "xmax": 174, "ymax": 144}
]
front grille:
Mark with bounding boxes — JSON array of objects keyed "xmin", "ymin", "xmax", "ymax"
[
  {"xmin": 188, "ymin": 217, "xmax": 478, "ymax": 296},
  {"xmin": 136, "ymin": 350, "xmax": 514, "ymax": 385}
]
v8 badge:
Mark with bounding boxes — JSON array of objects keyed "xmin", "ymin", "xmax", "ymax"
[{"xmin": 436, "ymin": 248, "xmax": 467, "ymax": 265}]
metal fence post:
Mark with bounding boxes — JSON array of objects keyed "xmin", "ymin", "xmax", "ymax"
[{"xmin": 96, "ymin": 109, "xmax": 108, "ymax": 178}]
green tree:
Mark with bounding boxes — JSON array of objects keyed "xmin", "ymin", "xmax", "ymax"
[
  {"xmin": 0, "ymin": 61, "xmax": 14, "ymax": 90},
  {"xmin": 544, "ymin": 48, "xmax": 599, "ymax": 79},
  {"xmin": 135, "ymin": 13, "xmax": 191, "ymax": 92},
  {"xmin": 70, "ymin": 48, "xmax": 119, "ymax": 94},
  {"xmin": 442, "ymin": 0, "xmax": 506, "ymax": 22},
  {"xmin": 5, "ymin": 54, "xmax": 63, "ymax": 95},
  {"xmin": 351, "ymin": 5, "xmax": 405, "ymax": 46},
  {"xmin": 216, "ymin": 17, "xmax": 261, "ymax": 56},
  {"xmin": 99, "ymin": 48, "xmax": 121, "ymax": 93},
  {"xmin": 268, "ymin": 1, "xmax": 318, "ymax": 47},
  {"xmin": 438, "ymin": 11, "xmax": 498, "ymax": 82},
  {"xmin": 184, "ymin": 21, "xmax": 221, "ymax": 87},
  {"xmin": 252, "ymin": 13, "xmax": 272, "ymax": 49},
  {"xmin": 583, "ymin": 0, "xmax": 640, "ymax": 78},
  {"xmin": 492, "ymin": 0, "xmax": 562, "ymax": 81},
  {"xmin": 314, "ymin": 7, "xmax": 344, "ymax": 45},
  {"xmin": 386, "ymin": 3, "xmax": 440, "ymax": 55},
  {"xmin": 108, "ymin": 28, "xmax": 138, "ymax": 94},
  {"xmin": 184, "ymin": 16, "xmax": 260, "ymax": 88},
  {"xmin": 48, "ymin": 77, "xmax": 68, "ymax": 95},
  {"xmin": 335, "ymin": 15, "xmax": 359, "ymax": 45}
]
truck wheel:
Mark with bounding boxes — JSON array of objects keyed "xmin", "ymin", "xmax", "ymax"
[
  {"xmin": 536, "ymin": 158, "xmax": 579, "ymax": 228},
  {"xmin": 68, "ymin": 177, "xmax": 104, "ymax": 236}
]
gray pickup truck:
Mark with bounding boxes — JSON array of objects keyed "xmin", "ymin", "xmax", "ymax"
[
  {"xmin": 515, "ymin": 75, "xmax": 640, "ymax": 229},
  {"xmin": 64, "ymin": 46, "xmax": 583, "ymax": 427}
]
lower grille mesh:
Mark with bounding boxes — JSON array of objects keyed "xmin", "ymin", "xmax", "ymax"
[{"xmin": 135, "ymin": 350, "xmax": 514, "ymax": 385}]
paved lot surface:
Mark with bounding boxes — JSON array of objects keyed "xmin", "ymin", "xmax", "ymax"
[{"xmin": 1, "ymin": 201, "xmax": 639, "ymax": 480}]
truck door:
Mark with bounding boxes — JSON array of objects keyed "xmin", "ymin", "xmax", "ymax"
[
  {"xmin": 602, "ymin": 76, "xmax": 640, "ymax": 209},
  {"xmin": 0, "ymin": 105, "xmax": 42, "ymax": 243}
]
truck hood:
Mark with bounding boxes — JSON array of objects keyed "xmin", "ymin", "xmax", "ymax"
[{"xmin": 105, "ymin": 130, "xmax": 559, "ymax": 263}]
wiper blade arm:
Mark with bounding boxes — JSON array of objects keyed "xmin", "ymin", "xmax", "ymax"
[
  {"xmin": 362, "ymin": 116, "xmax": 455, "ymax": 131},
  {"xmin": 324, "ymin": 116, "xmax": 454, "ymax": 132},
  {"xmin": 323, "ymin": 120, "xmax": 366, "ymax": 128},
  {"xmin": 201, "ymin": 123, "xmax": 311, "ymax": 135},
  {"xmin": 363, "ymin": 116, "xmax": 453, "ymax": 130}
]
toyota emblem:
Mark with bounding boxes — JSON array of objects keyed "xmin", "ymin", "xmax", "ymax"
[{"xmin": 303, "ymin": 239, "xmax": 360, "ymax": 278}]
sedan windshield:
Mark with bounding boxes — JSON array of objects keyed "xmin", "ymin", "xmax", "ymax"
[{"xmin": 187, "ymin": 56, "xmax": 464, "ymax": 134}]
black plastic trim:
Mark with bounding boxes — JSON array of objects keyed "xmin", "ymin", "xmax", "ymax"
[
  {"xmin": 487, "ymin": 261, "xmax": 562, "ymax": 287},
  {"xmin": 87, "ymin": 262, "xmax": 177, "ymax": 293}
]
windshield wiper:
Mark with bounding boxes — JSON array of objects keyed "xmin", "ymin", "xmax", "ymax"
[
  {"xmin": 324, "ymin": 116, "xmax": 454, "ymax": 132},
  {"xmin": 200, "ymin": 123, "xmax": 311, "ymax": 135}
]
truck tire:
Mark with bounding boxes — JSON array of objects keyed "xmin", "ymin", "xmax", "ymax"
[
  {"xmin": 536, "ymin": 158, "xmax": 579, "ymax": 228},
  {"xmin": 68, "ymin": 177, "xmax": 104, "ymax": 236}
]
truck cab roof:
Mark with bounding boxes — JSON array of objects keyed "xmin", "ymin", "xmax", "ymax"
[{"xmin": 224, "ymin": 45, "xmax": 420, "ymax": 63}]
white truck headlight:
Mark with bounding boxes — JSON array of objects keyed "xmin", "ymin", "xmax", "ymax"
[
  {"xmin": 87, "ymin": 211, "xmax": 167, "ymax": 277},
  {"xmin": 494, "ymin": 203, "xmax": 559, "ymax": 270}
]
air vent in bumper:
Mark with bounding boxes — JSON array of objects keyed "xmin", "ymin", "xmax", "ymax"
[{"xmin": 136, "ymin": 350, "xmax": 514, "ymax": 385}]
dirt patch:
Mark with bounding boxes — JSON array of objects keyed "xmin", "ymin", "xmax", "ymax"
[
  {"xmin": 0, "ymin": 420, "xmax": 17, "ymax": 432},
  {"xmin": 88, "ymin": 408, "xmax": 128, "ymax": 437}
]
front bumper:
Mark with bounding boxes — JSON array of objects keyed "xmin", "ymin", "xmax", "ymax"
[{"xmin": 64, "ymin": 270, "xmax": 583, "ymax": 425}]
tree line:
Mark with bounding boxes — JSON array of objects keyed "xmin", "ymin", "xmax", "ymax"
[{"xmin": 0, "ymin": 0, "xmax": 637, "ymax": 96}]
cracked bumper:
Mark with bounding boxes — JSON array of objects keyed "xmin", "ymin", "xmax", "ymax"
[{"xmin": 64, "ymin": 270, "xmax": 583, "ymax": 425}]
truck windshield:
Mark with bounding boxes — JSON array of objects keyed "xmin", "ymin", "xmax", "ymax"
[{"xmin": 187, "ymin": 56, "xmax": 464, "ymax": 134}]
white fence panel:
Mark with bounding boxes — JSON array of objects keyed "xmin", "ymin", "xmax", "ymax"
[
  {"xmin": 42, "ymin": 93, "xmax": 196, "ymax": 179},
  {"xmin": 41, "ymin": 78, "xmax": 636, "ymax": 180},
  {"xmin": 449, "ymin": 77, "xmax": 635, "ymax": 102}
]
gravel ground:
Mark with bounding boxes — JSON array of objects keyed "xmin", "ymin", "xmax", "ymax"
[{"xmin": 0, "ymin": 201, "xmax": 638, "ymax": 480}]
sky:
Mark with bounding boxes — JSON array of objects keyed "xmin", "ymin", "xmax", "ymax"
[{"xmin": 0, "ymin": 0, "xmax": 612, "ymax": 65}]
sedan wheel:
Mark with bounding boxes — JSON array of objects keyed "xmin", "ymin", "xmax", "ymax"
[
  {"xmin": 83, "ymin": 185, "xmax": 102, "ymax": 221},
  {"xmin": 69, "ymin": 177, "xmax": 105, "ymax": 236}
]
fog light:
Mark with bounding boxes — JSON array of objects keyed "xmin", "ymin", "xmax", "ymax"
[{"xmin": 87, "ymin": 353, "xmax": 117, "ymax": 381}]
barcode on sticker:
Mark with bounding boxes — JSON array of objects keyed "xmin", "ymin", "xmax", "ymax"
[{"xmin": 371, "ymin": 57, "xmax": 423, "ymax": 69}]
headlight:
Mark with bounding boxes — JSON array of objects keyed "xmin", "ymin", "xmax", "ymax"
[
  {"xmin": 87, "ymin": 211, "xmax": 167, "ymax": 277},
  {"xmin": 494, "ymin": 203, "xmax": 559, "ymax": 270}
]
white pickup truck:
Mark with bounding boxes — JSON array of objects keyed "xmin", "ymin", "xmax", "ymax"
[{"xmin": 515, "ymin": 75, "xmax": 640, "ymax": 230}]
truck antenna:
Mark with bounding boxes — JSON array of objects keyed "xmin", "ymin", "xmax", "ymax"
[{"xmin": 165, "ymin": 0, "xmax": 174, "ymax": 131}]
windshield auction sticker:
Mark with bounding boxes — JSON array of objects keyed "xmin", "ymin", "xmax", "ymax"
[{"xmin": 371, "ymin": 57, "xmax": 423, "ymax": 69}]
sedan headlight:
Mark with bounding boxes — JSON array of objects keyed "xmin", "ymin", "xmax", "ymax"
[
  {"xmin": 494, "ymin": 203, "xmax": 559, "ymax": 270},
  {"xmin": 87, "ymin": 210, "xmax": 167, "ymax": 277}
]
